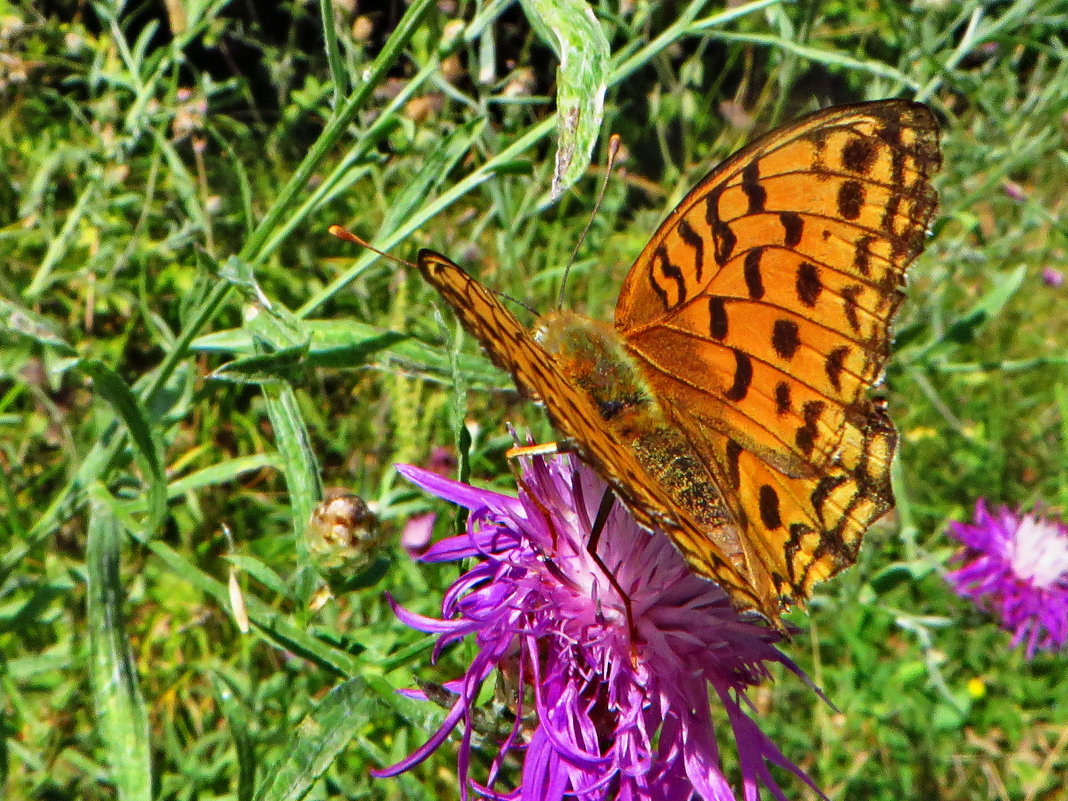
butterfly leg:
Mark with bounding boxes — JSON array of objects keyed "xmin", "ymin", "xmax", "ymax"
[{"xmin": 586, "ymin": 486, "xmax": 639, "ymax": 659}]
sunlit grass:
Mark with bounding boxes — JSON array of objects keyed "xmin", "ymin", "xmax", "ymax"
[{"xmin": 3, "ymin": 0, "xmax": 1067, "ymax": 798}]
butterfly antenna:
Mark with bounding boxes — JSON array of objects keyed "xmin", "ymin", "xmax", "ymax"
[
  {"xmin": 556, "ymin": 134, "xmax": 623, "ymax": 311},
  {"xmin": 332, "ymin": 225, "xmax": 538, "ymax": 317},
  {"xmin": 328, "ymin": 225, "xmax": 418, "ymax": 269},
  {"xmin": 490, "ymin": 287, "xmax": 538, "ymax": 317}
]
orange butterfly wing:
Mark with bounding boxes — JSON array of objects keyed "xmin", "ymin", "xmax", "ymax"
[
  {"xmin": 415, "ymin": 250, "xmax": 777, "ymax": 621},
  {"xmin": 615, "ymin": 100, "xmax": 941, "ymax": 603}
]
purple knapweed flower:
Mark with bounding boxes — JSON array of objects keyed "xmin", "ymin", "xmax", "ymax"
[
  {"xmin": 377, "ymin": 454, "xmax": 824, "ymax": 801},
  {"xmin": 946, "ymin": 500, "xmax": 1068, "ymax": 658}
]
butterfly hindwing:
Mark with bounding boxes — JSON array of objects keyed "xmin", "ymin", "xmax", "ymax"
[{"xmin": 692, "ymin": 402, "xmax": 897, "ymax": 603}]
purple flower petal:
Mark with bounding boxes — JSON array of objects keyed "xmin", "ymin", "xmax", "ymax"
[
  {"xmin": 396, "ymin": 464, "xmax": 521, "ymax": 515},
  {"xmin": 1041, "ymin": 267, "xmax": 1064, "ymax": 287}
]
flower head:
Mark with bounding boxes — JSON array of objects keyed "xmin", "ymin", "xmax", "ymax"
[
  {"xmin": 1041, "ymin": 266, "xmax": 1064, "ymax": 288},
  {"xmin": 378, "ymin": 454, "xmax": 823, "ymax": 801},
  {"xmin": 946, "ymin": 500, "xmax": 1068, "ymax": 658}
]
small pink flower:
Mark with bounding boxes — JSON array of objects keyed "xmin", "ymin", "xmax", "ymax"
[
  {"xmin": 1002, "ymin": 180, "xmax": 1026, "ymax": 201},
  {"xmin": 400, "ymin": 512, "xmax": 435, "ymax": 557},
  {"xmin": 1041, "ymin": 267, "xmax": 1064, "ymax": 288},
  {"xmin": 946, "ymin": 500, "xmax": 1068, "ymax": 658}
]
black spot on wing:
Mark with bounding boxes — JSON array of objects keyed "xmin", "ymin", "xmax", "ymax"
[
  {"xmin": 758, "ymin": 485, "xmax": 782, "ymax": 530},
  {"xmin": 853, "ymin": 235, "xmax": 874, "ymax": 277},
  {"xmin": 706, "ymin": 186, "xmax": 737, "ymax": 265},
  {"xmin": 677, "ymin": 218, "xmax": 705, "ymax": 283},
  {"xmin": 744, "ymin": 248, "xmax": 765, "ymax": 299},
  {"xmin": 794, "ymin": 400, "xmax": 825, "ymax": 457},
  {"xmin": 708, "ymin": 297, "xmax": 728, "ymax": 341},
  {"xmin": 837, "ymin": 180, "xmax": 865, "ymax": 220},
  {"xmin": 780, "ymin": 212, "xmax": 804, "ymax": 248},
  {"xmin": 725, "ymin": 349, "xmax": 752, "ymax": 401},
  {"xmin": 825, "ymin": 346, "xmax": 850, "ymax": 392},
  {"xmin": 741, "ymin": 160, "xmax": 766, "ymax": 213},
  {"xmin": 771, "ymin": 319, "xmax": 800, "ymax": 360},
  {"xmin": 841, "ymin": 284, "xmax": 863, "ymax": 333},
  {"xmin": 796, "ymin": 262, "xmax": 822, "ymax": 307},
  {"xmin": 652, "ymin": 244, "xmax": 686, "ymax": 309},
  {"xmin": 774, "ymin": 381, "xmax": 791, "ymax": 415},
  {"xmin": 841, "ymin": 137, "xmax": 879, "ymax": 173}
]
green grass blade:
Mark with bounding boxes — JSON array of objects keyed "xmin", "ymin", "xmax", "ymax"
[
  {"xmin": 297, "ymin": 115, "xmax": 557, "ymax": 316},
  {"xmin": 254, "ymin": 678, "xmax": 377, "ymax": 801},
  {"xmin": 261, "ymin": 380, "xmax": 322, "ymax": 603},
  {"xmin": 707, "ymin": 30, "xmax": 919, "ymax": 89},
  {"xmin": 124, "ymin": 529, "xmax": 359, "ymax": 676},
  {"xmin": 612, "ymin": 0, "xmax": 777, "ymax": 83},
  {"xmin": 238, "ymin": 0, "xmax": 436, "ymax": 267},
  {"xmin": 212, "ymin": 673, "xmax": 257, "ymax": 801},
  {"xmin": 257, "ymin": 52, "xmax": 469, "ymax": 266},
  {"xmin": 319, "ymin": 0, "xmax": 346, "ymax": 103},
  {"xmin": 25, "ymin": 181, "xmax": 97, "ymax": 300},
  {"xmin": 0, "ymin": 298, "xmax": 79, "ymax": 357},
  {"xmin": 905, "ymin": 264, "xmax": 1027, "ymax": 363},
  {"xmin": 194, "ymin": 320, "xmax": 506, "ymax": 390},
  {"xmin": 164, "ymin": 454, "xmax": 279, "ymax": 498},
  {"xmin": 86, "ymin": 498, "xmax": 153, "ymax": 801}
]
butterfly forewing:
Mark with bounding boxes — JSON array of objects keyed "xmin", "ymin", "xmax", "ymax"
[
  {"xmin": 615, "ymin": 99, "xmax": 939, "ymax": 601},
  {"xmin": 415, "ymin": 250, "xmax": 777, "ymax": 621}
]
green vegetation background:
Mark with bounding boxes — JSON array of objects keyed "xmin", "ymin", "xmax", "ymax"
[{"xmin": 3, "ymin": 0, "xmax": 1067, "ymax": 798}]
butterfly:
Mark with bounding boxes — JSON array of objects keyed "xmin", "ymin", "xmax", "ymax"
[{"xmin": 405, "ymin": 100, "xmax": 940, "ymax": 626}]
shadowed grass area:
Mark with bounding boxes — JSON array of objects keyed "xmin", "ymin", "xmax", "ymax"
[{"xmin": 3, "ymin": 0, "xmax": 1067, "ymax": 798}]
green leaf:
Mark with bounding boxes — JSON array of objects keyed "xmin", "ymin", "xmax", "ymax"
[
  {"xmin": 261, "ymin": 379, "xmax": 323, "ymax": 604},
  {"xmin": 900, "ymin": 264, "xmax": 1028, "ymax": 363},
  {"xmin": 214, "ymin": 255, "xmax": 325, "ymax": 602},
  {"xmin": 86, "ymin": 498, "xmax": 152, "ymax": 801},
  {"xmin": 238, "ymin": 0, "xmax": 438, "ymax": 266},
  {"xmin": 81, "ymin": 359, "xmax": 167, "ymax": 537},
  {"xmin": 193, "ymin": 320, "xmax": 506, "ymax": 389},
  {"xmin": 210, "ymin": 342, "xmax": 312, "ymax": 386},
  {"xmin": 519, "ymin": 0, "xmax": 609, "ymax": 199},
  {"xmin": 941, "ymin": 264, "xmax": 1026, "ymax": 345},
  {"xmin": 379, "ymin": 117, "xmax": 487, "ymax": 234},
  {"xmin": 0, "ymin": 297, "xmax": 78, "ymax": 357},
  {"xmin": 164, "ymin": 454, "xmax": 280, "ymax": 498},
  {"xmin": 131, "ymin": 534, "xmax": 361, "ymax": 677},
  {"xmin": 226, "ymin": 554, "xmax": 291, "ymax": 599}
]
